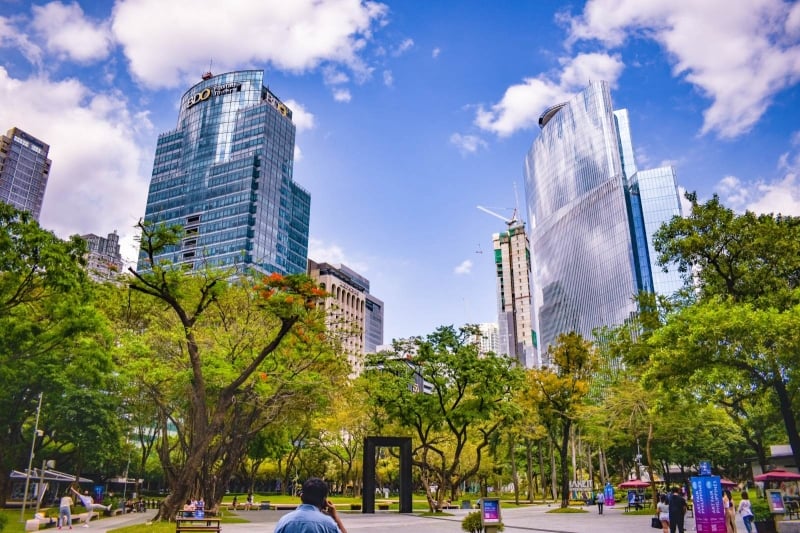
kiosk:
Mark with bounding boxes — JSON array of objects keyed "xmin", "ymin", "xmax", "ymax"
[{"xmin": 481, "ymin": 498, "xmax": 502, "ymax": 533}]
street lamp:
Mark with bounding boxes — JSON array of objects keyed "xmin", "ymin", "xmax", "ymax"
[{"xmin": 20, "ymin": 392, "xmax": 43, "ymax": 522}]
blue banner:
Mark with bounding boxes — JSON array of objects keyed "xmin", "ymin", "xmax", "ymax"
[
  {"xmin": 604, "ymin": 482, "xmax": 616, "ymax": 507},
  {"xmin": 691, "ymin": 476, "xmax": 726, "ymax": 533}
]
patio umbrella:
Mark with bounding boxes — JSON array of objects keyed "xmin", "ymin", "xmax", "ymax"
[
  {"xmin": 754, "ymin": 469, "xmax": 800, "ymax": 482},
  {"xmin": 720, "ymin": 478, "xmax": 738, "ymax": 488},
  {"xmin": 619, "ymin": 479, "xmax": 651, "ymax": 489}
]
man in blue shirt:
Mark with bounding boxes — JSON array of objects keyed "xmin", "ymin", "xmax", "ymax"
[{"xmin": 274, "ymin": 478, "xmax": 347, "ymax": 533}]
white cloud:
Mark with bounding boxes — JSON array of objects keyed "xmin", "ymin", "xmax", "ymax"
[
  {"xmin": 474, "ymin": 53, "xmax": 624, "ymax": 137},
  {"xmin": 308, "ymin": 238, "xmax": 369, "ymax": 273},
  {"xmin": 283, "ymin": 99, "xmax": 315, "ymax": 133},
  {"xmin": 322, "ymin": 66, "xmax": 349, "ymax": 85},
  {"xmin": 333, "ymin": 88, "xmax": 352, "ymax": 102},
  {"xmin": 450, "ymin": 133, "xmax": 488, "ymax": 155},
  {"xmin": 393, "ymin": 37, "xmax": 414, "ymax": 56},
  {"xmin": 567, "ymin": 0, "xmax": 800, "ymax": 138},
  {"xmin": 454, "ymin": 259, "xmax": 473, "ymax": 275},
  {"xmin": 432, "ymin": 47, "xmax": 441, "ymax": 59},
  {"xmin": 0, "ymin": 67, "xmax": 153, "ymax": 264},
  {"xmin": 714, "ymin": 144, "xmax": 800, "ymax": 216},
  {"xmin": 111, "ymin": 0, "xmax": 389, "ymax": 88},
  {"xmin": 383, "ymin": 69, "xmax": 393, "ymax": 86},
  {"xmin": 31, "ymin": 1, "xmax": 113, "ymax": 63},
  {"xmin": 0, "ymin": 15, "xmax": 43, "ymax": 67}
]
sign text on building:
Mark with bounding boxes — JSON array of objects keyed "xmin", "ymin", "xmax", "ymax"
[{"xmin": 186, "ymin": 82, "xmax": 242, "ymax": 109}]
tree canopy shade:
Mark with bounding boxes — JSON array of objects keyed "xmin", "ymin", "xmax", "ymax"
[
  {"xmin": 0, "ymin": 204, "xmax": 116, "ymax": 505},
  {"xmin": 363, "ymin": 325, "xmax": 522, "ymax": 510},
  {"xmin": 121, "ymin": 220, "xmax": 348, "ymax": 520},
  {"xmin": 652, "ymin": 193, "xmax": 800, "ymax": 469}
]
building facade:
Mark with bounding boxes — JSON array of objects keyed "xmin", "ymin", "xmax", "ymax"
[
  {"xmin": 139, "ymin": 70, "xmax": 310, "ymax": 274},
  {"xmin": 524, "ymin": 81, "xmax": 682, "ymax": 361},
  {"xmin": 0, "ymin": 127, "xmax": 51, "ymax": 220},
  {"xmin": 475, "ymin": 322, "xmax": 500, "ymax": 357},
  {"xmin": 308, "ymin": 259, "xmax": 383, "ymax": 374},
  {"xmin": 81, "ymin": 231, "xmax": 124, "ymax": 282},
  {"xmin": 492, "ymin": 222, "xmax": 537, "ymax": 367}
]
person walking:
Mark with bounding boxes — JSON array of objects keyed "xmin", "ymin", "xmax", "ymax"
[
  {"xmin": 274, "ymin": 477, "xmax": 347, "ymax": 533},
  {"xmin": 723, "ymin": 489, "xmax": 737, "ymax": 533},
  {"xmin": 657, "ymin": 494, "xmax": 670, "ymax": 533},
  {"xmin": 596, "ymin": 491, "xmax": 605, "ymax": 514},
  {"xmin": 668, "ymin": 486, "xmax": 688, "ymax": 533},
  {"xmin": 58, "ymin": 492, "xmax": 74, "ymax": 530},
  {"xmin": 738, "ymin": 491, "xmax": 755, "ymax": 533}
]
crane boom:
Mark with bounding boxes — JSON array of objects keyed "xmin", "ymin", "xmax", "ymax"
[{"xmin": 477, "ymin": 205, "xmax": 518, "ymax": 226}]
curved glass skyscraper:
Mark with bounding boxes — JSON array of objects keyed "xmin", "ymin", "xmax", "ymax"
[
  {"xmin": 523, "ymin": 81, "xmax": 682, "ymax": 362},
  {"xmin": 140, "ymin": 70, "xmax": 310, "ymax": 274}
]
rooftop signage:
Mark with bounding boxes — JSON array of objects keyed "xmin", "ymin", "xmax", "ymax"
[{"xmin": 186, "ymin": 82, "xmax": 242, "ymax": 109}]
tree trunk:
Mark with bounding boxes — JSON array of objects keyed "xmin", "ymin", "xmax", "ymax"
[
  {"xmin": 549, "ymin": 440, "xmax": 557, "ymax": 501},
  {"xmin": 510, "ymin": 435, "xmax": 519, "ymax": 505},
  {"xmin": 559, "ymin": 420, "xmax": 571, "ymax": 508},
  {"xmin": 774, "ymin": 379, "xmax": 800, "ymax": 470},
  {"xmin": 526, "ymin": 438, "xmax": 534, "ymax": 503}
]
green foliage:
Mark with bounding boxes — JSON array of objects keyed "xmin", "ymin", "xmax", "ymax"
[
  {"xmin": 363, "ymin": 325, "xmax": 522, "ymax": 505},
  {"xmin": 461, "ymin": 510, "xmax": 504, "ymax": 532},
  {"xmin": 749, "ymin": 496, "xmax": 770, "ymax": 521},
  {"xmin": 0, "ymin": 511, "xmax": 7, "ymax": 531}
]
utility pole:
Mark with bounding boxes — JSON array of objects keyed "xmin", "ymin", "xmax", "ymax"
[{"xmin": 21, "ymin": 392, "xmax": 43, "ymax": 522}]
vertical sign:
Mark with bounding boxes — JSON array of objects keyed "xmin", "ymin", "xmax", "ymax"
[
  {"xmin": 604, "ymin": 482, "xmax": 616, "ymax": 507},
  {"xmin": 691, "ymin": 476, "xmax": 726, "ymax": 533}
]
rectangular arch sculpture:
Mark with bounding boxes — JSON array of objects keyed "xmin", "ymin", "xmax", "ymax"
[{"xmin": 362, "ymin": 436, "xmax": 412, "ymax": 513}]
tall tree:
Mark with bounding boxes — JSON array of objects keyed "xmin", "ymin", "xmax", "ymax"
[
  {"xmin": 364, "ymin": 325, "xmax": 522, "ymax": 510},
  {"xmin": 527, "ymin": 332, "xmax": 595, "ymax": 508},
  {"xmin": 0, "ymin": 204, "xmax": 113, "ymax": 505},
  {"xmin": 653, "ymin": 193, "xmax": 800, "ymax": 467},
  {"xmin": 121, "ymin": 221, "xmax": 346, "ymax": 520}
]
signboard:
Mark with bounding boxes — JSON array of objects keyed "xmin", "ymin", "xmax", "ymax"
[
  {"xmin": 481, "ymin": 498, "xmax": 501, "ymax": 525},
  {"xmin": 604, "ymin": 482, "xmax": 616, "ymax": 507},
  {"xmin": 569, "ymin": 480, "xmax": 593, "ymax": 501},
  {"xmin": 699, "ymin": 461, "xmax": 712, "ymax": 476},
  {"xmin": 691, "ymin": 475, "xmax": 726, "ymax": 533},
  {"xmin": 185, "ymin": 82, "xmax": 242, "ymax": 109},
  {"xmin": 767, "ymin": 490, "xmax": 785, "ymax": 513}
]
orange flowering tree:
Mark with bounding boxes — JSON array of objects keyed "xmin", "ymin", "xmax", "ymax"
[{"xmin": 118, "ymin": 221, "xmax": 348, "ymax": 520}]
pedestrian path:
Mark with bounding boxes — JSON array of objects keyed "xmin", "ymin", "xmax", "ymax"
[{"xmin": 80, "ymin": 502, "xmax": 758, "ymax": 533}]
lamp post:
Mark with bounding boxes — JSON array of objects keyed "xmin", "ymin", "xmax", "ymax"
[{"xmin": 20, "ymin": 392, "xmax": 43, "ymax": 522}]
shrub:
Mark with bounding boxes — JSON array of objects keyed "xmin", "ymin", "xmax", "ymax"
[
  {"xmin": 0, "ymin": 512, "xmax": 7, "ymax": 531},
  {"xmin": 462, "ymin": 510, "xmax": 504, "ymax": 532}
]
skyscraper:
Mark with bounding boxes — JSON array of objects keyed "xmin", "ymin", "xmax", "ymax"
[
  {"xmin": 492, "ymin": 220, "xmax": 537, "ymax": 367},
  {"xmin": 139, "ymin": 70, "xmax": 310, "ymax": 274},
  {"xmin": 524, "ymin": 81, "xmax": 682, "ymax": 360},
  {"xmin": 0, "ymin": 127, "xmax": 51, "ymax": 221}
]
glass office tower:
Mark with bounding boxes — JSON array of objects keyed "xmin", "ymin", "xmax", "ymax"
[
  {"xmin": 524, "ymin": 81, "xmax": 681, "ymax": 359},
  {"xmin": 140, "ymin": 70, "xmax": 310, "ymax": 274},
  {"xmin": 0, "ymin": 127, "xmax": 51, "ymax": 220}
]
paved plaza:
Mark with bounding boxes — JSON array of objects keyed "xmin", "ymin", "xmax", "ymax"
[{"xmin": 79, "ymin": 502, "xmax": 758, "ymax": 533}]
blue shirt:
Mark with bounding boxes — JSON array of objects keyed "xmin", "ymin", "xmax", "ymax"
[{"xmin": 274, "ymin": 503, "xmax": 341, "ymax": 533}]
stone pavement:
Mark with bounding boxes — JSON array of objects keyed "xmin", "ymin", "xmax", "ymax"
[{"xmin": 80, "ymin": 503, "xmax": 758, "ymax": 532}]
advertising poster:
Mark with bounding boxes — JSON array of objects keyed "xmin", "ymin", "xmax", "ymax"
[
  {"xmin": 691, "ymin": 476, "xmax": 726, "ymax": 533},
  {"xmin": 482, "ymin": 499, "xmax": 500, "ymax": 523},
  {"xmin": 768, "ymin": 490, "xmax": 785, "ymax": 513},
  {"xmin": 604, "ymin": 482, "xmax": 616, "ymax": 507}
]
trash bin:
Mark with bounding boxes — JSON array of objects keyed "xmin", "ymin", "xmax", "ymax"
[
  {"xmin": 461, "ymin": 500, "xmax": 472, "ymax": 509},
  {"xmin": 259, "ymin": 502, "xmax": 270, "ymax": 510}
]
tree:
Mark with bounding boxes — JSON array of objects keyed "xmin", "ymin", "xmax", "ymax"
[
  {"xmin": 364, "ymin": 325, "xmax": 522, "ymax": 510},
  {"xmin": 0, "ymin": 204, "xmax": 114, "ymax": 505},
  {"xmin": 653, "ymin": 194, "xmax": 800, "ymax": 467},
  {"xmin": 120, "ymin": 221, "xmax": 347, "ymax": 520},
  {"xmin": 527, "ymin": 332, "xmax": 595, "ymax": 508}
]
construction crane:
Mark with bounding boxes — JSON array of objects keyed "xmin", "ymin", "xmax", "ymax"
[{"xmin": 477, "ymin": 205, "xmax": 522, "ymax": 227}]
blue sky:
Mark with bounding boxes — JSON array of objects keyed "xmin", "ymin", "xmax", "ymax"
[{"xmin": 1, "ymin": 0, "xmax": 799, "ymax": 343}]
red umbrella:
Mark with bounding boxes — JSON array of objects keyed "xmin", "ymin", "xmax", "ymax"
[
  {"xmin": 619, "ymin": 479, "xmax": 651, "ymax": 489},
  {"xmin": 754, "ymin": 469, "xmax": 800, "ymax": 482},
  {"xmin": 721, "ymin": 478, "xmax": 738, "ymax": 488}
]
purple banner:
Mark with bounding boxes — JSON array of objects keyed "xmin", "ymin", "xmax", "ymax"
[{"xmin": 691, "ymin": 476, "xmax": 726, "ymax": 533}]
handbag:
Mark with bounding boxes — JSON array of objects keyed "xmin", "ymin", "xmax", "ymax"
[{"xmin": 651, "ymin": 516, "xmax": 662, "ymax": 529}]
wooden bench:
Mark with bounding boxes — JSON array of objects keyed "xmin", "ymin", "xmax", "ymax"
[
  {"xmin": 175, "ymin": 516, "xmax": 221, "ymax": 532},
  {"xmin": 270, "ymin": 503, "xmax": 298, "ymax": 510}
]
